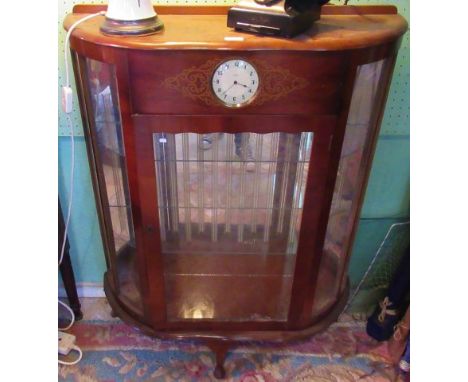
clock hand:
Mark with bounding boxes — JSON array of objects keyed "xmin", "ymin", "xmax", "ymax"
[
  {"xmin": 235, "ymin": 82, "xmax": 249, "ymax": 88},
  {"xmin": 222, "ymin": 83, "xmax": 236, "ymax": 95}
]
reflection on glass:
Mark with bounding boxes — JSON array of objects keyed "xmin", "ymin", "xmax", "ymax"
[
  {"xmin": 153, "ymin": 132, "xmax": 314, "ymax": 321},
  {"xmin": 313, "ymin": 59, "xmax": 388, "ymax": 316},
  {"xmin": 85, "ymin": 58, "xmax": 142, "ymax": 314}
]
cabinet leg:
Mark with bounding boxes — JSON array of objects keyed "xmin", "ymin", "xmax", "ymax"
[
  {"xmin": 214, "ymin": 365, "xmax": 226, "ymax": 379},
  {"xmin": 205, "ymin": 340, "xmax": 231, "ymax": 379}
]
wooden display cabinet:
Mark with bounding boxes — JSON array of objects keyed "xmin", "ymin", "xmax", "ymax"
[{"xmin": 65, "ymin": 4, "xmax": 407, "ymax": 378}]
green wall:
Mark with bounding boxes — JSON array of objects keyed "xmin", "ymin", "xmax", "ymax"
[{"xmin": 59, "ymin": 1, "xmax": 410, "ymax": 297}]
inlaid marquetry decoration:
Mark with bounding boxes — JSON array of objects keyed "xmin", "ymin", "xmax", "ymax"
[{"xmin": 162, "ymin": 58, "xmax": 309, "ymax": 107}]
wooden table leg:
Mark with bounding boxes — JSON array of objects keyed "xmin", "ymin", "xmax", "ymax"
[
  {"xmin": 205, "ymin": 340, "xmax": 232, "ymax": 379},
  {"xmin": 59, "ymin": 199, "xmax": 83, "ymax": 320},
  {"xmin": 59, "ymin": 251, "xmax": 83, "ymax": 320}
]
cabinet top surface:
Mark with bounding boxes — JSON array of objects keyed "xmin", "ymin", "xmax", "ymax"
[{"xmin": 64, "ymin": 5, "xmax": 407, "ymax": 52}]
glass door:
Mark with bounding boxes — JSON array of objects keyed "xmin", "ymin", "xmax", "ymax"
[
  {"xmin": 154, "ymin": 131, "xmax": 312, "ymax": 322},
  {"xmin": 133, "ymin": 116, "xmax": 335, "ymax": 326}
]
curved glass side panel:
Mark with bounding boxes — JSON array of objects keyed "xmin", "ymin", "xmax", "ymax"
[
  {"xmin": 85, "ymin": 58, "xmax": 142, "ymax": 314},
  {"xmin": 313, "ymin": 59, "xmax": 389, "ymax": 316}
]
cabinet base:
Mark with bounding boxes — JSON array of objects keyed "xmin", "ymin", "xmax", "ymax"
[{"xmin": 104, "ymin": 273, "xmax": 349, "ymax": 378}]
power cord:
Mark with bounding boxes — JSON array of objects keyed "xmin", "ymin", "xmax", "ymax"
[
  {"xmin": 59, "ymin": 10, "xmax": 106, "ymax": 366},
  {"xmin": 60, "ymin": 10, "xmax": 106, "ymax": 266},
  {"xmin": 58, "ymin": 345, "xmax": 83, "ymax": 366}
]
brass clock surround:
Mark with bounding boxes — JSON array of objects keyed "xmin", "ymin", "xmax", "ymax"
[{"xmin": 210, "ymin": 58, "xmax": 260, "ymax": 108}]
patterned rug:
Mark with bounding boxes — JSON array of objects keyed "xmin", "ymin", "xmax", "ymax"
[{"xmin": 58, "ymin": 314, "xmax": 403, "ymax": 382}]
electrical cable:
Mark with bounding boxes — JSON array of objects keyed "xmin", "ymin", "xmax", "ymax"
[
  {"xmin": 58, "ymin": 345, "xmax": 83, "ymax": 366},
  {"xmin": 59, "ymin": 114, "xmax": 75, "ymax": 267},
  {"xmin": 59, "ymin": 10, "xmax": 106, "ymax": 365},
  {"xmin": 60, "ymin": 10, "xmax": 106, "ymax": 267},
  {"xmin": 64, "ymin": 11, "xmax": 106, "ymax": 89},
  {"xmin": 58, "ymin": 296, "xmax": 75, "ymax": 331}
]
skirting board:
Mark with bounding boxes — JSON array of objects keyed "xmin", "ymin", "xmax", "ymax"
[{"xmin": 58, "ymin": 282, "xmax": 105, "ymax": 298}]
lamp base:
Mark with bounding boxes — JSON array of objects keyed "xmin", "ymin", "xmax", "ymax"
[{"xmin": 100, "ymin": 16, "xmax": 164, "ymax": 36}]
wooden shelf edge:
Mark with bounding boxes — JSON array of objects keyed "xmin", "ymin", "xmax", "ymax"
[{"xmin": 72, "ymin": 4, "xmax": 398, "ymax": 16}]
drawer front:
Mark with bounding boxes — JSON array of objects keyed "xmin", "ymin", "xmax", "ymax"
[{"xmin": 128, "ymin": 50, "xmax": 347, "ymax": 116}]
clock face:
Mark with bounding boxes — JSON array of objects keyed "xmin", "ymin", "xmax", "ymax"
[{"xmin": 212, "ymin": 59, "xmax": 260, "ymax": 107}]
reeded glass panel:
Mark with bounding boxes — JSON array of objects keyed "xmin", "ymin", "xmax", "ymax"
[
  {"xmin": 313, "ymin": 59, "xmax": 389, "ymax": 316},
  {"xmin": 85, "ymin": 58, "xmax": 142, "ymax": 314},
  {"xmin": 153, "ymin": 132, "xmax": 313, "ymax": 321}
]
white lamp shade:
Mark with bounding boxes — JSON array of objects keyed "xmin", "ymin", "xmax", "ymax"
[{"xmin": 106, "ymin": 0, "xmax": 156, "ymax": 21}]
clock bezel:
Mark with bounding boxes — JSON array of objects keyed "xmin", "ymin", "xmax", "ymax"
[{"xmin": 211, "ymin": 58, "xmax": 260, "ymax": 108}]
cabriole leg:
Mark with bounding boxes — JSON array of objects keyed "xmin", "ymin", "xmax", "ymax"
[{"xmin": 205, "ymin": 340, "xmax": 231, "ymax": 379}]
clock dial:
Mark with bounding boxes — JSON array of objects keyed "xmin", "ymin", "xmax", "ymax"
[{"xmin": 212, "ymin": 59, "xmax": 259, "ymax": 107}]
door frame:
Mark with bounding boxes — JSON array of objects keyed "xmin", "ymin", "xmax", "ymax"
[{"xmin": 130, "ymin": 114, "xmax": 337, "ymax": 331}]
